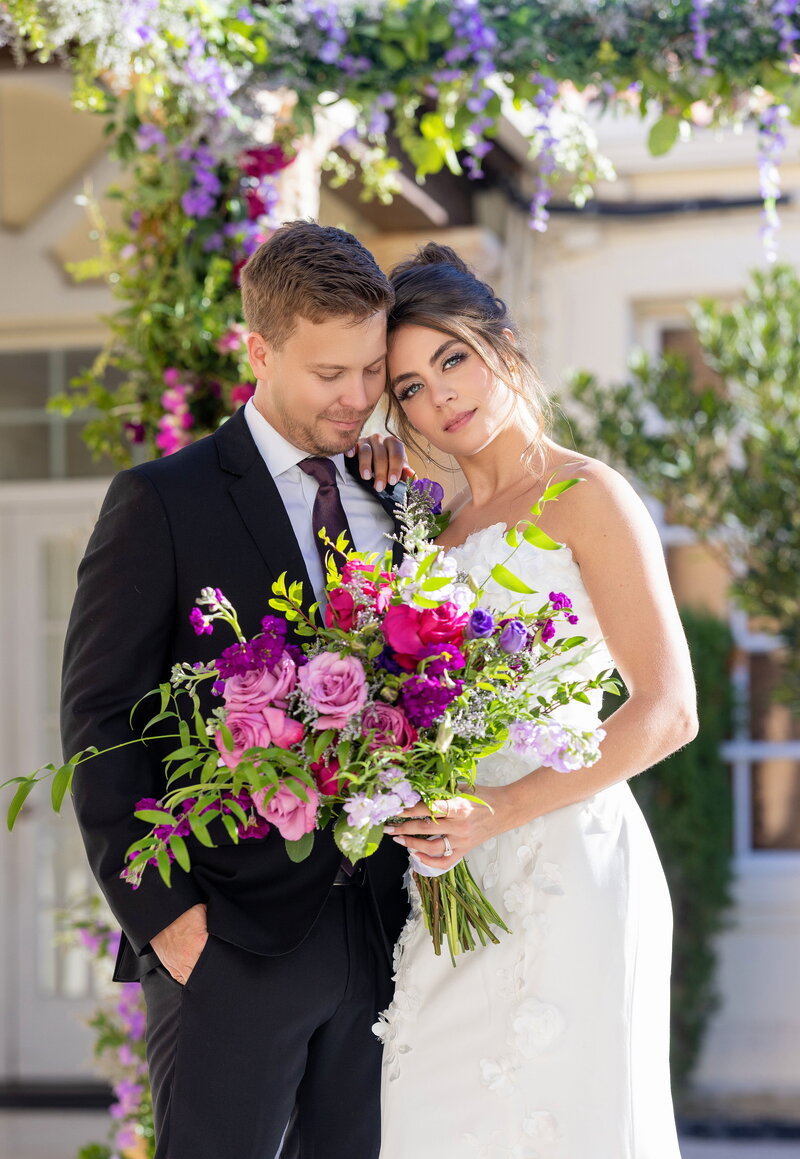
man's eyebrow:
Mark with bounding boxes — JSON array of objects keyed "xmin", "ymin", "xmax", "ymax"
[
  {"xmin": 390, "ymin": 339, "xmax": 459, "ymax": 390},
  {"xmin": 308, "ymin": 353, "xmax": 387, "ymax": 371}
]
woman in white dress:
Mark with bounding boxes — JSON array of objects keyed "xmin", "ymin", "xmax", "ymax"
[{"xmin": 375, "ymin": 244, "xmax": 697, "ymax": 1159}]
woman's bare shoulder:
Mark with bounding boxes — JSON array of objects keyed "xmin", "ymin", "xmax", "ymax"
[{"xmin": 538, "ymin": 445, "xmax": 651, "ymax": 554}]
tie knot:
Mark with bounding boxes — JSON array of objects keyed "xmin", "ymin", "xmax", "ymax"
[{"xmin": 298, "ymin": 456, "xmax": 338, "ymax": 488}]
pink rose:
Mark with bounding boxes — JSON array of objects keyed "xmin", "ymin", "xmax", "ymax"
[
  {"xmin": 223, "ymin": 654, "xmax": 297, "ymax": 711},
  {"xmin": 252, "ymin": 780, "xmax": 319, "ymax": 841},
  {"xmin": 215, "ymin": 707, "xmax": 303, "ymax": 770},
  {"xmin": 298, "ymin": 652, "xmax": 367, "ymax": 729},
  {"xmin": 361, "ymin": 703, "xmax": 418, "ymax": 751},
  {"xmin": 382, "ymin": 602, "xmax": 469, "ymax": 670},
  {"xmin": 310, "ymin": 756, "xmax": 343, "ymax": 796}
]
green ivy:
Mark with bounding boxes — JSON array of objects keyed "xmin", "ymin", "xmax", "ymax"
[{"xmin": 628, "ymin": 608, "xmax": 734, "ymax": 1096}]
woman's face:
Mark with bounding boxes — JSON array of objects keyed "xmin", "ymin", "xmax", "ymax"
[{"xmin": 387, "ymin": 324, "xmax": 515, "ymax": 456}]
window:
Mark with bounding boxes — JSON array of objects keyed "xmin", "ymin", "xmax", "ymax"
[{"xmin": 0, "ymin": 348, "xmax": 117, "ymax": 480}]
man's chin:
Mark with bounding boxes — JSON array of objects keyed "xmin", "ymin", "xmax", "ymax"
[{"xmin": 313, "ymin": 421, "xmax": 366, "ymax": 455}]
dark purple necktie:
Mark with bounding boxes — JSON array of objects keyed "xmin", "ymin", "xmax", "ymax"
[
  {"xmin": 297, "ymin": 456, "xmax": 357, "ymax": 879},
  {"xmin": 297, "ymin": 457, "xmax": 355, "ymax": 572}
]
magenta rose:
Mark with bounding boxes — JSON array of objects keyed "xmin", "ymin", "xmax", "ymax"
[
  {"xmin": 382, "ymin": 602, "xmax": 469, "ymax": 670},
  {"xmin": 325, "ymin": 564, "xmax": 392, "ymax": 631},
  {"xmin": 361, "ymin": 703, "xmax": 418, "ymax": 752},
  {"xmin": 223, "ymin": 653, "xmax": 297, "ymax": 711},
  {"xmin": 298, "ymin": 651, "xmax": 367, "ymax": 729},
  {"xmin": 325, "ymin": 588, "xmax": 358, "ymax": 632},
  {"xmin": 310, "ymin": 756, "xmax": 343, "ymax": 796},
  {"xmin": 215, "ymin": 707, "xmax": 303, "ymax": 770},
  {"xmin": 252, "ymin": 780, "xmax": 319, "ymax": 841}
]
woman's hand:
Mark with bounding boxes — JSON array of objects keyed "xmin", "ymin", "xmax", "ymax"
[
  {"xmin": 383, "ymin": 785, "xmax": 518, "ymax": 870},
  {"xmin": 346, "ymin": 432, "xmax": 413, "ymax": 492}
]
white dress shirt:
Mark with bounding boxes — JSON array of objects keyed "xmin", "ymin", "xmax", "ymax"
[{"xmin": 244, "ymin": 398, "xmax": 394, "ymax": 604}]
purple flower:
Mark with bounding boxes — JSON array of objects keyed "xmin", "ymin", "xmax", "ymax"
[
  {"xmin": 181, "ymin": 187, "xmax": 216, "ymax": 218},
  {"xmin": 421, "ymin": 643, "xmax": 466, "ymax": 675},
  {"xmin": 410, "ymin": 477, "xmax": 444, "ymax": 514},
  {"xmin": 217, "ymin": 642, "xmax": 258, "ymax": 680},
  {"xmin": 375, "ymin": 646, "xmax": 403, "ymax": 675},
  {"xmin": 498, "ymin": 619, "xmax": 527, "ymax": 654},
  {"xmin": 466, "ymin": 608, "xmax": 494, "ymax": 639},
  {"xmin": 400, "ymin": 674, "xmax": 464, "ymax": 728},
  {"xmin": 548, "ymin": 591, "xmax": 572, "ymax": 611},
  {"xmin": 136, "ymin": 123, "xmax": 166, "ymax": 152},
  {"xmin": 567, "ymin": 614, "xmax": 579, "ymax": 625},
  {"xmin": 190, "ymin": 607, "xmax": 213, "ymax": 636},
  {"xmin": 536, "ymin": 618, "xmax": 556, "ymax": 644}
]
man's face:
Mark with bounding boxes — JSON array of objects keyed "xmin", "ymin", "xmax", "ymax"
[{"xmin": 249, "ymin": 312, "xmax": 388, "ymax": 455}]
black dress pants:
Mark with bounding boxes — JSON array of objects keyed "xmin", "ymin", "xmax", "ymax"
[{"xmin": 140, "ymin": 884, "xmax": 393, "ymax": 1159}]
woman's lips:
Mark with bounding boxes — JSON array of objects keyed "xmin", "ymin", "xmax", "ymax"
[{"xmin": 444, "ymin": 409, "xmax": 476, "ymax": 433}]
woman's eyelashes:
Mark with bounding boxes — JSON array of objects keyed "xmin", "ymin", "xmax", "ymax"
[{"xmin": 396, "ymin": 349, "xmax": 469, "ymax": 403}]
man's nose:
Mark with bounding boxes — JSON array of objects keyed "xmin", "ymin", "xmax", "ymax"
[{"xmin": 340, "ymin": 375, "xmax": 373, "ymax": 412}]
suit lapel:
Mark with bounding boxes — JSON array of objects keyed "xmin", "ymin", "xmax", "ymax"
[{"xmin": 215, "ymin": 409, "xmax": 317, "ymax": 617}]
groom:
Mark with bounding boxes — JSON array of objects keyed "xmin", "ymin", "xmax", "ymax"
[{"xmin": 61, "ymin": 221, "xmax": 410, "ymax": 1159}]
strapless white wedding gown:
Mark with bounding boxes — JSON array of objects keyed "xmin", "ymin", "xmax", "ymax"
[{"xmin": 376, "ymin": 525, "xmax": 681, "ymax": 1159}]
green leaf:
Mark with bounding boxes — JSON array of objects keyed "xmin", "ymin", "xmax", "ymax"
[
  {"xmin": 312, "ymin": 729, "xmax": 336, "ymax": 762},
  {"xmin": 221, "ymin": 813, "xmax": 240, "ymax": 842},
  {"xmin": 170, "ymin": 833, "xmax": 190, "ymax": 872},
  {"xmin": 490, "ymin": 563, "xmax": 535, "ymax": 594},
  {"xmin": 648, "ymin": 113, "xmax": 681, "ymax": 157},
  {"xmin": 522, "ymin": 524, "xmax": 562, "ymax": 551},
  {"xmin": 50, "ymin": 764, "xmax": 75, "ymax": 813},
  {"xmin": 135, "ymin": 808, "xmax": 176, "ymax": 825},
  {"xmin": 7, "ymin": 779, "xmax": 37, "ymax": 830},
  {"xmin": 189, "ymin": 814, "xmax": 215, "ymax": 847},
  {"xmin": 541, "ymin": 477, "xmax": 581, "ymax": 502},
  {"xmin": 156, "ymin": 850, "xmax": 172, "ymax": 887},
  {"xmin": 285, "ymin": 831, "xmax": 315, "ymax": 862}
]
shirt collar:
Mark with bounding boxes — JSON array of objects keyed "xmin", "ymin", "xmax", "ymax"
[{"xmin": 244, "ymin": 398, "xmax": 348, "ymax": 481}]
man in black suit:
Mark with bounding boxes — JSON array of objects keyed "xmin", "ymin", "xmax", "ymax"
[{"xmin": 61, "ymin": 222, "xmax": 410, "ymax": 1159}]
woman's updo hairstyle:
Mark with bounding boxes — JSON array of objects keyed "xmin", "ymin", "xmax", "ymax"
[{"xmin": 386, "ymin": 242, "xmax": 550, "ymax": 470}]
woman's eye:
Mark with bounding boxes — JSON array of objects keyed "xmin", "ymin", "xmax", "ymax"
[
  {"xmin": 397, "ymin": 381, "xmax": 422, "ymax": 402},
  {"xmin": 443, "ymin": 351, "xmax": 467, "ymax": 371},
  {"xmin": 318, "ymin": 373, "xmax": 341, "ymax": 383}
]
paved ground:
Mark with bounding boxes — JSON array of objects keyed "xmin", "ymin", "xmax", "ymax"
[{"xmin": 3, "ymin": 1110, "xmax": 800, "ymax": 1159}]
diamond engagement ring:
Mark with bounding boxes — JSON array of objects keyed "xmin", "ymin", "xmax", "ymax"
[{"xmin": 441, "ymin": 835, "xmax": 453, "ymax": 858}]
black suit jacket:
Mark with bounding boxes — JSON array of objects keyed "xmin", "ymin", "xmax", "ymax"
[{"xmin": 61, "ymin": 408, "xmax": 409, "ymax": 981}]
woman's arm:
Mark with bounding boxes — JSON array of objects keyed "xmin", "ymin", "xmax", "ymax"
[{"xmin": 388, "ymin": 461, "xmax": 699, "ymax": 866}]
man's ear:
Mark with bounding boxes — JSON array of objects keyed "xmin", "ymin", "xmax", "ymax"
[{"xmin": 247, "ymin": 331, "xmax": 272, "ymax": 381}]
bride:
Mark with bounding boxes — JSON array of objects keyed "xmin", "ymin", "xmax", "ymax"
[{"xmin": 374, "ymin": 244, "xmax": 697, "ymax": 1159}]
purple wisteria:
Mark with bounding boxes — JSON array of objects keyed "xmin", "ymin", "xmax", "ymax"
[
  {"xmin": 446, "ymin": 0, "xmax": 499, "ymax": 178},
  {"xmin": 689, "ymin": 0, "xmax": 716, "ymax": 72},
  {"xmin": 757, "ymin": 102, "xmax": 790, "ymax": 261},
  {"xmin": 772, "ymin": 0, "xmax": 800, "ymax": 58},
  {"xmin": 529, "ymin": 75, "xmax": 559, "ymax": 232}
]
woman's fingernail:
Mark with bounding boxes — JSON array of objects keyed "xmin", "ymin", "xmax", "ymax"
[
  {"xmin": 384, "ymin": 827, "xmax": 396, "ymax": 835},
  {"xmin": 361, "ymin": 469, "xmax": 371, "ymax": 479},
  {"xmin": 392, "ymin": 836, "xmax": 406, "ymax": 846},
  {"xmin": 388, "ymin": 474, "xmax": 398, "ymax": 486},
  {"xmin": 375, "ymin": 480, "xmax": 385, "ymax": 491}
]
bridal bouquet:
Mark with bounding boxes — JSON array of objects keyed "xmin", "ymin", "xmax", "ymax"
[{"xmin": 5, "ymin": 478, "xmax": 616, "ymax": 961}]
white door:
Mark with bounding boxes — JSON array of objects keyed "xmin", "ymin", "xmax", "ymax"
[{"xmin": 0, "ymin": 479, "xmax": 111, "ymax": 1080}]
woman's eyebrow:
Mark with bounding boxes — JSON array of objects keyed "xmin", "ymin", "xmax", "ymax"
[{"xmin": 390, "ymin": 339, "xmax": 459, "ymax": 389}]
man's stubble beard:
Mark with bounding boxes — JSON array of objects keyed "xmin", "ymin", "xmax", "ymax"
[{"xmin": 275, "ymin": 397, "xmax": 373, "ymax": 457}]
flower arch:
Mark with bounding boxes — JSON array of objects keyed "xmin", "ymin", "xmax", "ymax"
[{"xmin": 3, "ymin": 0, "xmax": 799, "ymax": 460}]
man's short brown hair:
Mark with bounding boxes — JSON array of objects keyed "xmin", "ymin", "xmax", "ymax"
[{"xmin": 240, "ymin": 220, "xmax": 394, "ymax": 347}]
